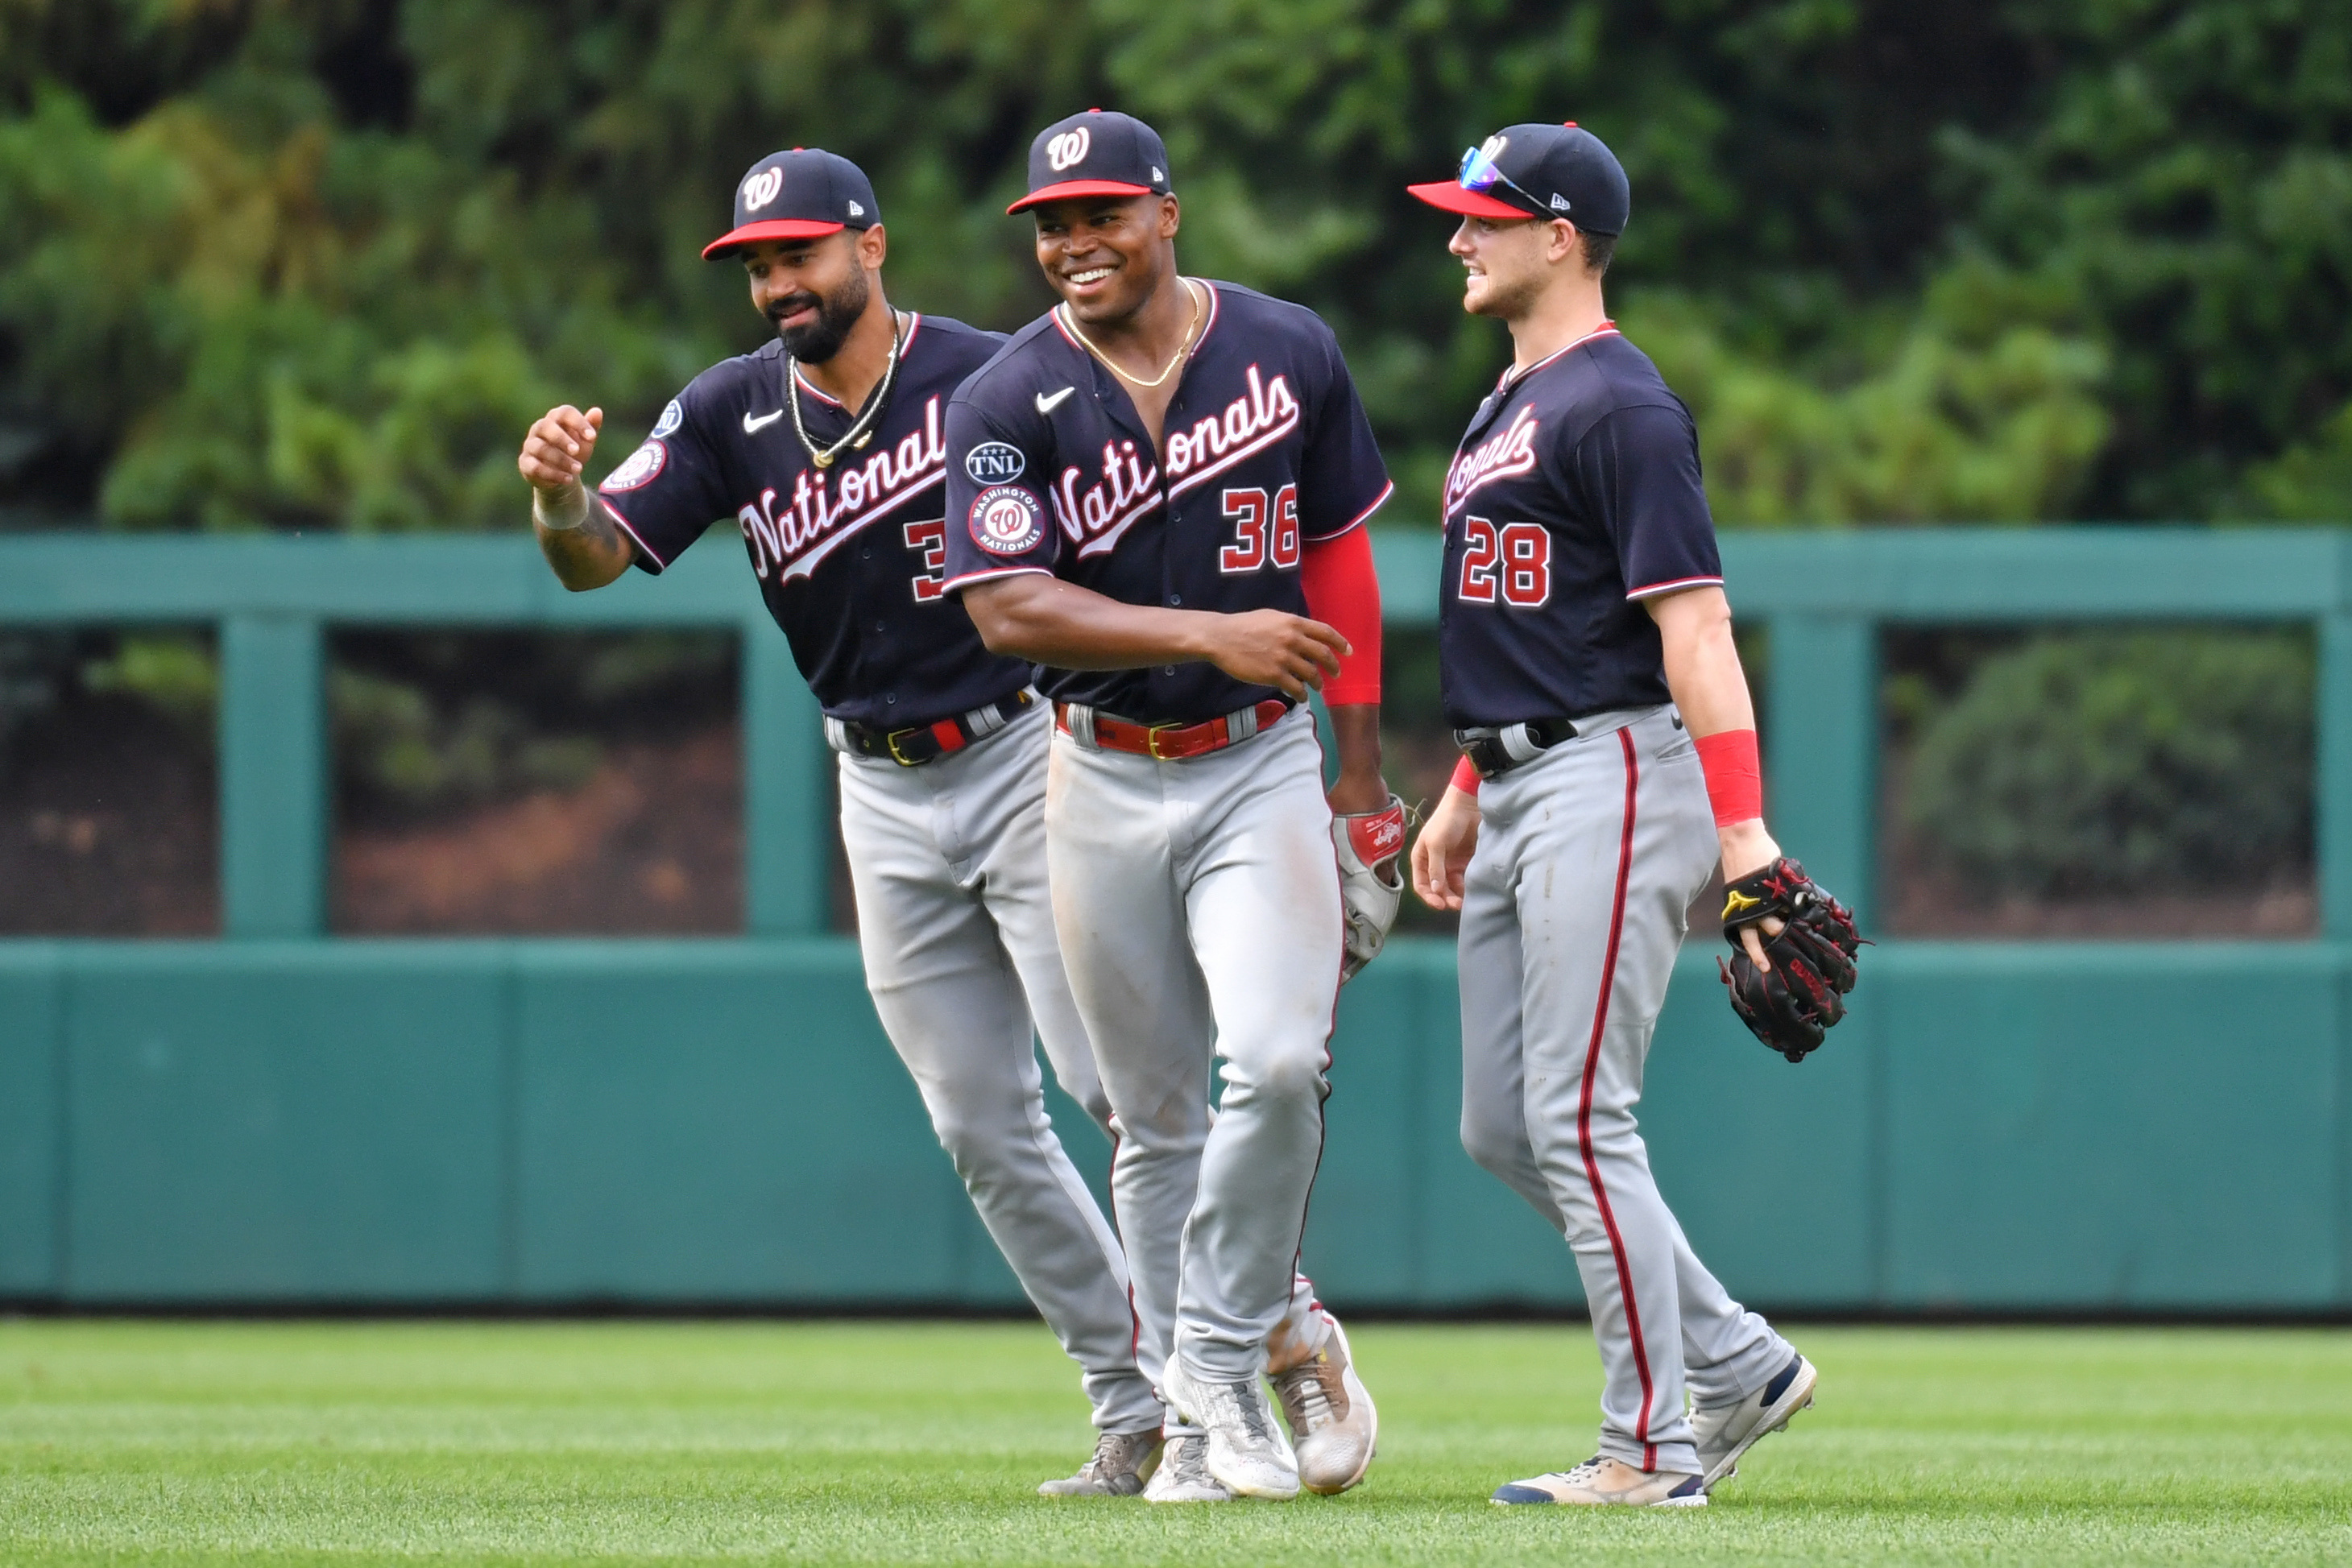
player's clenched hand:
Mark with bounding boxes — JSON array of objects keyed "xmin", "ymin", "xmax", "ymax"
[
  {"xmin": 1719, "ymin": 818, "xmax": 1787, "ymax": 970},
  {"xmin": 1410, "ymin": 784, "xmax": 1480, "ymax": 912},
  {"xmin": 1198, "ymin": 610, "xmax": 1348, "ymax": 700},
  {"xmin": 519, "ymin": 406, "xmax": 603, "ymax": 494}
]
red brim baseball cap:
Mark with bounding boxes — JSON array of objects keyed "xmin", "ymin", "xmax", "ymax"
[
  {"xmin": 1405, "ymin": 180, "xmax": 1535, "ymax": 220},
  {"xmin": 1009, "ymin": 111, "xmax": 1173, "ymax": 216},
  {"xmin": 1007, "ymin": 179, "xmax": 1157, "ymax": 215},
  {"xmin": 701, "ymin": 217, "xmax": 847, "ymax": 259},
  {"xmin": 702, "ymin": 148, "xmax": 879, "ymax": 259}
]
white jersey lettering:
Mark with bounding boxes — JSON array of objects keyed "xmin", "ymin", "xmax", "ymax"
[{"xmin": 735, "ymin": 395, "xmax": 949, "ymax": 581}]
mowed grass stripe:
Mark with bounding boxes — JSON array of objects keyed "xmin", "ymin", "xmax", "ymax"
[{"xmin": 1, "ymin": 1322, "xmax": 2348, "ymax": 1565}]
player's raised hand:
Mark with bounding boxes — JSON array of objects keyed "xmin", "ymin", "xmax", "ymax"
[
  {"xmin": 1410, "ymin": 785, "xmax": 1480, "ymax": 911},
  {"xmin": 519, "ymin": 406, "xmax": 603, "ymax": 494},
  {"xmin": 1199, "ymin": 610, "xmax": 1348, "ymax": 701}
]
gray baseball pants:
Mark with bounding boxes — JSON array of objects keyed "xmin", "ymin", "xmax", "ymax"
[
  {"xmin": 1044, "ymin": 706, "xmax": 1336, "ymax": 1403},
  {"xmin": 1457, "ymin": 705, "xmax": 1791, "ymax": 1475},
  {"xmin": 838, "ymin": 698, "xmax": 1163, "ymax": 1436}
]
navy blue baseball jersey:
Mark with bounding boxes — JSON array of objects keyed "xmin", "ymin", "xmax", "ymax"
[
  {"xmin": 940, "ymin": 282, "xmax": 1392, "ymax": 723},
  {"xmin": 1437, "ymin": 326, "xmax": 1723, "ymax": 727},
  {"xmin": 595, "ymin": 314, "xmax": 1033, "ymax": 729}
]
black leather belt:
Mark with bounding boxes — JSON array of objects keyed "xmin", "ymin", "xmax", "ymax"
[
  {"xmin": 827, "ymin": 689, "xmax": 1033, "ymax": 767},
  {"xmin": 1453, "ymin": 717, "xmax": 1580, "ymax": 780}
]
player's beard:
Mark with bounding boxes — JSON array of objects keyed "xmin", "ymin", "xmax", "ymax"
[
  {"xmin": 1466, "ymin": 265, "xmax": 1543, "ymax": 322},
  {"xmin": 770, "ymin": 267, "xmax": 871, "ymax": 363}
]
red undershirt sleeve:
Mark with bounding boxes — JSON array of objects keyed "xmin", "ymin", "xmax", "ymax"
[{"xmin": 1298, "ymin": 523, "xmax": 1382, "ymax": 705}]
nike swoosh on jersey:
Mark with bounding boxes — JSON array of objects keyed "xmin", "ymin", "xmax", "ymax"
[
  {"xmin": 743, "ymin": 408, "xmax": 785, "ymax": 434},
  {"xmin": 1035, "ymin": 387, "xmax": 1076, "ymax": 416}
]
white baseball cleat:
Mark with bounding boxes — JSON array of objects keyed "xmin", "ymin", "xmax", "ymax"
[
  {"xmin": 1162, "ymin": 1357, "xmax": 1300, "ymax": 1500},
  {"xmin": 1037, "ymin": 1428, "xmax": 1162, "ymax": 1497},
  {"xmin": 1490, "ymin": 1454, "xmax": 1708, "ymax": 1507},
  {"xmin": 1693, "ymin": 1351, "xmax": 1816, "ymax": 1491},
  {"xmin": 1142, "ymin": 1432, "xmax": 1236, "ymax": 1503},
  {"xmin": 1269, "ymin": 1312, "xmax": 1377, "ymax": 1495}
]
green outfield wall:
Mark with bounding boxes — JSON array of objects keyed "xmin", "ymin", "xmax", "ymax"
[{"xmin": 2, "ymin": 530, "xmax": 2350, "ymax": 1312}]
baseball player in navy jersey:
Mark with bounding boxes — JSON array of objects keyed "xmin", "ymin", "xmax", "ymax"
[
  {"xmin": 1406, "ymin": 124, "xmax": 1819, "ymax": 1507},
  {"xmin": 939, "ymin": 110, "xmax": 1403, "ymax": 1504},
  {"xmin": 516, "ymin": 148, "xmax": 1174, "ymax": 1497}
]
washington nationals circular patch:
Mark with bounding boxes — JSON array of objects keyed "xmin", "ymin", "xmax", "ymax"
[
  {"xmin": 600, "ymin": 440, "xmax": 667, "ymax": 492},
  {"xmin": 968, "ymin": 485, "xmax": 1045, "ymax": 555}
]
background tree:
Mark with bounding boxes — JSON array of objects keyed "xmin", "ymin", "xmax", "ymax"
[{"xmin": 0, "ymin": 0, "xmax": 2346, "ymax": 532}]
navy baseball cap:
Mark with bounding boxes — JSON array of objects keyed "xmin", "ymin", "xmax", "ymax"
[
  {"xmin": 703, "ymin": 148, "xmax": 880, "ymax": 259},
  {"xmin": 1007, "ymin": 110, "xmax": 1174, "ymax": 215},
  {"xmin": 1408, "ymin": 122, "xmax": 1630, "ymax": 235}
]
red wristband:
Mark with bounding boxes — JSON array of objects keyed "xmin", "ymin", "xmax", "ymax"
[
  {"xmin": 1450, "ymin": 755, "xmax": 1482, "ymax": 796},
  {"xmin": 1693, "ymin": 728, "xmax": 1762, "ymax": 826}
]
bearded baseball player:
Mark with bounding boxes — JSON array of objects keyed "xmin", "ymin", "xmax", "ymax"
[
  {"xmin": 1406, "ymin": 124, "xmax": 1861, "ymax": 1507},
  {"xmin": 939, "ymin": 110, "xmax": 1404, "ymax": 1503},
  {"xmin": 516, "ymin": 148, "xmax": 1171, "ymax": 1497}
]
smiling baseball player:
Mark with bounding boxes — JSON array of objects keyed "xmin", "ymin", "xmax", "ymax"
[
  {"xmin": 516, "ymin": 147, "xmax": 1168, "ymax": 1496},
  {"xmin": 1406, "ymin": 124, "xmax": 1834, "ymax": 1506},
  {"xmin": 941, "ymin": 110, "xmax": 1402, "ymax": 1504}
]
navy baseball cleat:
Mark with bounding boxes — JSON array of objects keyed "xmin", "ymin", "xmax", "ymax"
[
  {"xmin": 1491, "ymin": 1455, "xmax": 1708, "ymax": 1507},
  {"xmin": 1692, "ymin": 1351, "xmax": 1816, "ymax": 1491}
]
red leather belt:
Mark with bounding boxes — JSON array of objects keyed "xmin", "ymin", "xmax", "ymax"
[{"xmin": 1055, "ymin": 698, "xmax": 1291, "ymax": 762}]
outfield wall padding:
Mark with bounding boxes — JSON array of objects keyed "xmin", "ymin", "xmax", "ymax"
[{"xmin": 2, "ymin": 936, "xmax": 2345, "ymax": 1312}]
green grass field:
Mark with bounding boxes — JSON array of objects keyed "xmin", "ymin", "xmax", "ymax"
[{"xmin": 1, "ymin": 1320, "xmax": 2348, "ymax": 1565}]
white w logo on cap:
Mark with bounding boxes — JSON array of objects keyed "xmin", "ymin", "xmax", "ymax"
[
  {"xmin": 743, "ymin": 167, "xmax": 784, "ymax": 210},
  {"xmin": 1046, "ymin": 126, "xmax": 1091, "ymax": 172}
]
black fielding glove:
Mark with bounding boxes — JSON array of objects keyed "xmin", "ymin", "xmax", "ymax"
[{"xmin": 1716, "ymin": 858, "xmax": 1863, "ymax": 1063}]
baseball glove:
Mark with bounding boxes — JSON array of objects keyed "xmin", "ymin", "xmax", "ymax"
[
  {"xmin": 1332, "ymin": 795, "xmax": 1410, "ymax": 983},
  {"xmin": 1716, "ymin": 858, "xmax": 1862, "ymax": 1063}
]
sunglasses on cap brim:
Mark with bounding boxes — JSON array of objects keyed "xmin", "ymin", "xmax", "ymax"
[{"xmin": 1458, "ymin": 147, "xmax": 1553, "ymax": 217}]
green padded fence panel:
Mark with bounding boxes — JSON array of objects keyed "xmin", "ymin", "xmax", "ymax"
[
  {"xmin": 1642, "ymin": 952, "xmax": 1880, "ymax": 1308},
  {"xmin": 511, "ymin": 941, "xmax": 1021, "ymax": 1305},
  {"xmin": 60, "ymin": 944, "xmax": 507, "ymax": 1301},
  {"xmin": 1878, "ymin": 943, "xmax": 2345, "ymax": 1310},
  {"xmin": 0, "ymin": 946, "xmax": 63, "ymax": 1296}
]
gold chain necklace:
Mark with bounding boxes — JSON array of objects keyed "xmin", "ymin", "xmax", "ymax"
[
  {"xmin": 789, "ymin": 309, "xmax": 905, "ymax": 470},
  {"xmin": 1058, "ymin": 279, "xmax": 1203, "ymax": 390}
]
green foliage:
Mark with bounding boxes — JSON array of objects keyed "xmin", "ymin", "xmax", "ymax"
[
  {"xmin": 0, "ymin": 1, "xmax": 2348, "ymax": 528},
  {"xmin": 1903, "ymin": 630, "xmax": 2314, "ymax": 897},
  {"xmin": 1951, "ymin": 2, "xmax": 2352, "ymax": 519},
  {"xmin": 326, "ymin": 628, "xmax": 734, "ymax": 816},
  {"xmin": 79, "ymin": 631, "xmax": 217, "ymax": 735},
  {"xmin": 332, "ymin": 666, "xmax": 600, "ymax": 811}
]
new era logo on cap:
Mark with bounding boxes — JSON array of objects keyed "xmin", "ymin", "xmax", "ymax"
[
  {"xmin": 1008, "ymin": 110, "xmax": 1175, "ymax": 214},
  {"xmin": 702, "ymin": 148, "xmax": 882, "ymax": 259}
]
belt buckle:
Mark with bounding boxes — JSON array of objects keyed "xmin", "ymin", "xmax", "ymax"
[
  {"xmin": 1145, "ymin": 720, "xmax": 1186, "ymax": 761},
  {"xmin": 885, "ymin": 726, "xmax": 929, "ymax": 766}
]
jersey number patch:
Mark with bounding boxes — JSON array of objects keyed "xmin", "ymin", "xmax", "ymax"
[
  {"xmin": 1218, "ymin": 485, "xmax": 1301, "ymax": 574},
  {"xmin": 905, "ymin": 519, "xmax": 947, "ymax": 602},
  {"xmin": 1458, "ymin": 516, "xmax": 1552, "ymax": 607}
]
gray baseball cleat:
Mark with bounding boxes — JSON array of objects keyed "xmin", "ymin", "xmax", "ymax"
[
  {"xmin": 1142, "ymin": 1432, "xmax": 1236, "ymax": 1503},
  {"xmin": 1269, "ymin": 1313, "xmax": 1377, "ymax": 1495},
  {"xmin": 1693, "ymin": 1351, "xmax": 1816, "ymax": 1491},
  {"xmin": 1490, "ymin": 1454, "xmax": 1708, "ymax": 1507},
  {"xmin": 1036, "ymin": 1428, "xmax": 1163, "ymax": 1497},
  {"xmin": 1162, "ymin": 1357, "xmax": 1300, "ymax": 1500}
]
